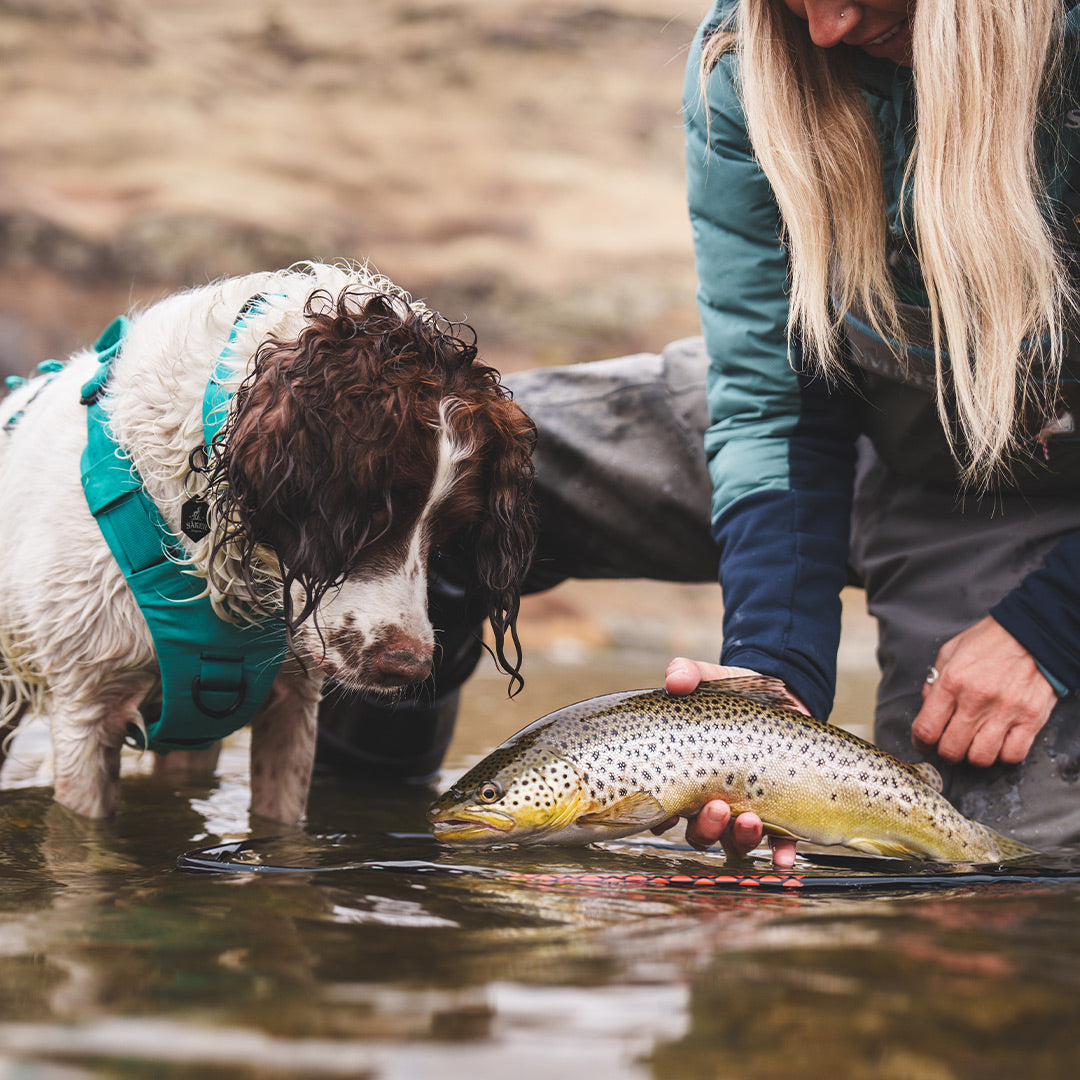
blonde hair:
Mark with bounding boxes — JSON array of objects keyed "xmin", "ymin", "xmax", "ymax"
[{"xmin": 702, "ymin": 0, "xmax": 1070, "ymax": 486}]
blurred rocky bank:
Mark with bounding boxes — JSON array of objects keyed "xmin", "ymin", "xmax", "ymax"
[
  {"xmin": 0, "ymin": 0, "xmax": 878, "ymax": 697},
  {"xmin": 0, "ymin": 0, "xmax": 701, "ymax": 375}
]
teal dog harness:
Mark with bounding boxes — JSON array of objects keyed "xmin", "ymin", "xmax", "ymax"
[{"xmin": 79, "ymin": 312, "xmax": 288, "ymax": 752}]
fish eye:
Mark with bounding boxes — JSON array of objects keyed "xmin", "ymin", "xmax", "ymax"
[{"xmin": 475, "ymin": 781, "xmax": 503, "ymax": 804}]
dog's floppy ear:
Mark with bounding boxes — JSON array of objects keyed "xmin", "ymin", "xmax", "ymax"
[
  {"xmin": 203, "ymin": 293, "xmax": 402, "ymax": 634},
  {"xmin": 472, "ymin": 395, "xmax": 537, "ymax": 695}
]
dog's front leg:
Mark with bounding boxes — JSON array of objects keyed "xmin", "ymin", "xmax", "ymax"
[
  {"xmin": 153, "ymin": 744, "xmax": 223, "ymax": 778},
  {"xmin": 249, "ymin": 669, "xmax": 322, "ymax": 824},
  {"xmin": 49, "ymin": 687, "xmax": 149, "ymax": 818},
  {"xmin": 0, "ymin": 701, "xmax": 29, "ymax": 775}
]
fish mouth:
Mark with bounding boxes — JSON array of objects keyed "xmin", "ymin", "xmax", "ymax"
[{"xmin": 428, "ymin": 810, "xmax": 516, "ymax": 843}]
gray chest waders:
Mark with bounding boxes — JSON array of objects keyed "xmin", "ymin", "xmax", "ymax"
[{"xmin": 842, "ymin": 239, "xmax": 1080, "ymax": 493}]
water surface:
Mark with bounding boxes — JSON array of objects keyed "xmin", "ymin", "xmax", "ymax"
[{"xmin": 1, "ymin": 661, "xmax": 1078, "ymax": 1079}]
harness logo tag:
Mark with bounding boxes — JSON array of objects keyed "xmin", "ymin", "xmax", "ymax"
[{"xmin": 181, "ymin": 497, "xmax": 211, "ymax": 541}]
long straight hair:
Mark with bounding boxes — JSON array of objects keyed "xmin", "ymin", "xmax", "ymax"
[{"xmin": 702, "ymin": 0, "xmax": 1070, "ymax": 486}]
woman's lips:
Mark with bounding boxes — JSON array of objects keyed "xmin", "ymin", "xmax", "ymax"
[{"xmin": 866, "ymin": 21, "xmax": 904, "ymax": 47}]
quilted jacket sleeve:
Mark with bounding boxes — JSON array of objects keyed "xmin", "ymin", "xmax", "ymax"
[{"xmin": 684, "ymin": 8, "xmax": 862, "ymax": 721}]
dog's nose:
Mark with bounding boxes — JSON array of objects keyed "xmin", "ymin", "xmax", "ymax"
[{"xmin": 373, "ymin": 645, "xmax": 433, "ymax": 686}]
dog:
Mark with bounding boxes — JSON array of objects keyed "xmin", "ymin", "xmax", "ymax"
[{"xmin": 0, "ymin": 262, "xmax": 536, "ymax": 822}]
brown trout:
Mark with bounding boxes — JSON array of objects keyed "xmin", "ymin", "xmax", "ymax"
[{"xmin": 428, "ymin": 677, "xmax": 1035, "ymax": 863}]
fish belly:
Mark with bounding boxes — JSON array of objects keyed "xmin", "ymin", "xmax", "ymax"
[{"xmin": 654, "ymin": 721, "xmax": 1004, "ymax": 862}]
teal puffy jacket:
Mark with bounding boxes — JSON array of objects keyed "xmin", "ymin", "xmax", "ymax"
[{"xmin": 684, "ymin": 0, "xmax": 1080, "ymax": 718}]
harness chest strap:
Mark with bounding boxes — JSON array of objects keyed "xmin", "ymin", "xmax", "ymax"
[{"xmin": 79, "ymin": 315, "xmax": 288, "ymax": 753}]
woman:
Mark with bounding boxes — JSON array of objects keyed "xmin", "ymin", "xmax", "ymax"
[{"xmin": 673, "ymin": 0, "xmax": 1080, "ymax": 865}]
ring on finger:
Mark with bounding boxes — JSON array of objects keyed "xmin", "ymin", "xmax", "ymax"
[{"xmin": 925, "ymin": 665, "xmax": 939, "ymax": 685}]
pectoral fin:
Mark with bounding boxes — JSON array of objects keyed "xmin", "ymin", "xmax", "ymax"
[{"xmin": 576, "ymin": 791, "xmax": 668, "ymax": 829}]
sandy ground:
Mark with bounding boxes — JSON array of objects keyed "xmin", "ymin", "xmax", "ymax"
[
  {"xmin": 0, "ymin": 0, "xmax": 702, "ymax": 370},
  {"xmin": 0, "ymin": 0, "xmax": 880, "ymax": 719}
]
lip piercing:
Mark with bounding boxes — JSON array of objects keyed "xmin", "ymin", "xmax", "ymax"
[{"xmin": 926, "ymin": 666, "xmax": 939, "ymax": 685}]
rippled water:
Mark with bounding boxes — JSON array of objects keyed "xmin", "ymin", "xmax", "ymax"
[{"xmin": 1, "ymin": 662, "xmax": 1078, "ymax": 1079}]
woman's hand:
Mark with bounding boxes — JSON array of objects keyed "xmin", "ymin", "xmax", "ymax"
[
  {"xmin": 652, "ymin": 657, "xmax": 808, "ymax": 869},
  {"xmin": 912, "ymin": 616, "xmax": 1058, "ymax": 767}
]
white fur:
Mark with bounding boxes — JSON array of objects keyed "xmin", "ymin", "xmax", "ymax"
[{"xmin": 0, "ymin": 262, "xmax": 474, "ymax": 822}]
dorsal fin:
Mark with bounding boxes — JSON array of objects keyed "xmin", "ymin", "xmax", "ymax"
[
  {"xmin": 910, "ymin": 762, "xmax": 944, "ymax": 793},
  {"xmin": 695, "ymin": 676, "xmax": 804, "ymax": 714}
]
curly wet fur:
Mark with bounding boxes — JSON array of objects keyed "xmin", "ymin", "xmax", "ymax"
[
  {"xmin": 0, "ymin": 261, "xmax": 536, "ymax": 820},
  {"xmin": 203, "ymin": 285, "xmax": 535, "ymax": 685}
]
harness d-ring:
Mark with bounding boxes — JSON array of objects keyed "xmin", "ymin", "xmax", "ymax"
[{"xmin": 191, "ymin": 675, "xmax": 247, "ymax": 720}]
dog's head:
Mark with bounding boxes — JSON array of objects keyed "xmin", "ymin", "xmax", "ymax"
[{"xmin": 203, "ymin": 283, "xmax": 536, "ymax": 694}]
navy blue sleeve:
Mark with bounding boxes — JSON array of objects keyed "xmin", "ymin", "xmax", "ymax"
[
  {"xmin": 685, "ymin": 18, "xmax": 863, "ymax": 720},
  {"xmin": 990, "ymin": 531, "xmax": 1080, "ymax": 692},
  {"xmin": 714, "ymin": 364, "xmax": 862, "ymax": 721}
]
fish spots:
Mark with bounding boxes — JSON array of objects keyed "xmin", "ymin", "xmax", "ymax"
[{"xmin": 431, "ymin": 684, "xmax": 1010, "ymax": 859}]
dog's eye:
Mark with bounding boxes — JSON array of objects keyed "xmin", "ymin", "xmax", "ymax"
[
  {"xmin": 366, "ymin": 507, "xmax": 391, "ymax": 536},
  {"xmin": 428, "ymin": 514, "xmax": 476, "ymax": 549}
]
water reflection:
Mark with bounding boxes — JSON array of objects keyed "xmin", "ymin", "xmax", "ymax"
[
  {"xmin": 0, "ymin": 663, "xmax": 1078, "ymax": 1078},
  {"xmin": 646, "ymin": 893, "xmax": 1080, "ymax": 1080}
]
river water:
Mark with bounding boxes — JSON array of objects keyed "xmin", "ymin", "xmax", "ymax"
[{"xmin": 1, "ymin": 659, "xmax": 1078, "ymax": 1079}]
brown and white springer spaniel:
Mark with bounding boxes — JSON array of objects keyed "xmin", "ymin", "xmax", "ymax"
[{"xmin": 0, "ymin": 262, "xmax": 536, "ymax": 822}]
